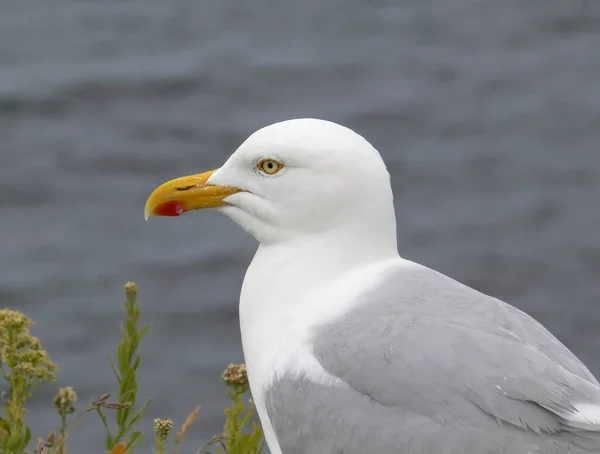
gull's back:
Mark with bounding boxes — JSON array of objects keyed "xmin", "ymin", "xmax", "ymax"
[{"xmin": 265, "ymin": 261, "xmax": 600, "ymax": 453}]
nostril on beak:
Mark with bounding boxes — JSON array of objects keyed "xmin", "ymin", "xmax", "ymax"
[{"xmin": 175, "ymin": 185, "xmax": 195, "ymax": 191}]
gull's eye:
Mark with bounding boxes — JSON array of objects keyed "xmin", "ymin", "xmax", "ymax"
[{"xmin": 257, "ymin": 158, "xmax": 283, "ymax": 175}]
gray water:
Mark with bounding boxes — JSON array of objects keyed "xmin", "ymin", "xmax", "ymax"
[{"xmin": 1, "ymin": 0, "xmax": 600, "ymax": 452}]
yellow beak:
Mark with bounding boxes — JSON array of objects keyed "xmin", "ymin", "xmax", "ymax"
[{"xmin": 144, "ymin": 169, "xmax": 242, "ymax": 220}]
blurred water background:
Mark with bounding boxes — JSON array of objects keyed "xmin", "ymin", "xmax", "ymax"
[{"xmin": 1, "ymin": 0, "xmax": 599, "ymax": 452}]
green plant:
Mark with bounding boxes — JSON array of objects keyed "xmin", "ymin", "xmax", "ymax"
[
  {"xmin": 53, "ymin": 386, "xmax": 77, "ymax": 454},
  {"xmin": 199, "ymin": 364, "xmax": 264, "ymax": 454},
  {"xmin": 0, "ymin": 282, "xmax": 264, "ymax": 454},
  {"xmin": 103, "ymin": 282, "xmax": 151, "ymax": 453},
  {"xmin": 153, "ymin": 418, "xmax": 172, "ymax": 454},
  {"xmin": 0, "ymin": 310, "xmax": 56, "ymax": 454}
]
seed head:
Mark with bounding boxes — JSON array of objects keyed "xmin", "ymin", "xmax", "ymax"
[
  {"xmin": 221, "ymin": 363, "xmax": 249, "ymax": 391},
  {"xmin": 154, "ymin": 418, "xmax": 173, "ymax": 441},
  {"xmin": 0, "ymin": 309, "xmax": 56, "ymax": 384},
  {"xmin": 54, "ymin": 386, "xmax": 77, "ymax": 416},
  {"xmin": 124, "ymin": 282, "xmax": 138, "ymax": 295}
]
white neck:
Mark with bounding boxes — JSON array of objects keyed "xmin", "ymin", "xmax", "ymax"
[{"xmin": 240, "ymin": 222, "xmax": 399, "ymax": 343}]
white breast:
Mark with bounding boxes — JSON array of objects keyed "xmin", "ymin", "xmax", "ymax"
[{"xmin": 237, "ymin": 248, "xmax": 409, "ymax": 453}]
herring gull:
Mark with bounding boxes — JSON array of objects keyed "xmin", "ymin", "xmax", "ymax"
[{"xmin": 145, "ymin": 118, "xmax": 600, "ymax": 453}]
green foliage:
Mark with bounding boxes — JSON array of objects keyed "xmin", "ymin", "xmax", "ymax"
[
  {"xmin": 104, "ymin": 282, "xmax": 151, "ymax": 453},
  {"xmin": 0, "ymin": 309, "xmax": 56, "ymax": 454},
  {"xmin": 218, "ymin": 383, "xmax": 264, "ymax": 454},
  {"xmin": 0, "ymin": 283, "xmax": 264, "ymax": 454},
  {"xmin": 197, "ymin": 364, "xmax": 264, "ymax": 454}
]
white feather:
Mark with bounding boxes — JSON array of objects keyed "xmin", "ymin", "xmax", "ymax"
[{"xmin": 562, "ymin": 403, "xmax": 600, "ymax": 431}]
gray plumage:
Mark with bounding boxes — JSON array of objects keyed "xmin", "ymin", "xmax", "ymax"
[{"xmin": 265, "ymin": 263, "xmax": 600, "ymax": 453}]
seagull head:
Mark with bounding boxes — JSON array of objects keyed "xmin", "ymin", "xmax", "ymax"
[{"xmin": 145, "ymin": 118, "xmax": 397, "ymax": 248}]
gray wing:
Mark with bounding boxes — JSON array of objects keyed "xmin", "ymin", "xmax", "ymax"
[{"xmin": 265, "ymin": 263, "xmax": 600, "ymax": 453}]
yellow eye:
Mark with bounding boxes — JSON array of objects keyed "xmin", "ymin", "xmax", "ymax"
[{"xmin": 257, "ymin": 158, "xmax": 283, "ymax": 175}]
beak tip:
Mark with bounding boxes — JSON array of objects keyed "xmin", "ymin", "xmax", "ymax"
[{"xmin": 143, "ymin": 169, "xmax": 232, "ymax": 219}]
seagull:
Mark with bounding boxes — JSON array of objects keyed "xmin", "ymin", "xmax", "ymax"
[{"xmin": 145, "ymin": 118, "xmax": 600, "ymax": 453}]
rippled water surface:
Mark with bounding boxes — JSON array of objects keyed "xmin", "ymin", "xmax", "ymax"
[{"xmin": 1, "ymin": 0, "xmax": 599, "ymax": 452}]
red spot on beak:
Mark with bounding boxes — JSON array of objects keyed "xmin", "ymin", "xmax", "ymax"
[{"xmin": 154, "ymin": 201, "xmax": 185, "ymax": 216}]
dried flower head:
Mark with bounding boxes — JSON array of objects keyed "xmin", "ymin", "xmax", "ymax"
[
  {"xmin": 174, "ymin": 406, "xmax": 200, "ymax": 451},
  {"xmin": 35, "ymin": 437, "xmax": 44, "ymax": 454},
  {"xmin": 46, "ymin": 431, "xmax": 56, "ymax": 447},
  {"xmin": 124, "ymin": 281, "xmax": 138, "ymax": 295},
  {"xmin": 154, "ymin": 418, "xmax": 173, "ymax": 441},
  {"xmin": 54, "ymin": 386, "xmax": 78, "ymax": 416},
  {"xmin": 221, "ymin": 363, "xmax": 249, "ymax": 391}
]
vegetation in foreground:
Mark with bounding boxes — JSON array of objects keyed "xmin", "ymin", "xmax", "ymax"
[{"xmin": 0, "ymin": 282, "xmax": 264, "ymax": 454}]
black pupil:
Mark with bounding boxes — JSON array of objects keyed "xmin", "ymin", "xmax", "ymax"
[{"xmin": 267, "ymin": 162, "xmax": 273, "ymax": 169}]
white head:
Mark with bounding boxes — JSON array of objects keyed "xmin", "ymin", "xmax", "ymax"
[{"xmin": 145, "ymin": 119, "xmax": 397, "ymax": 254}]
